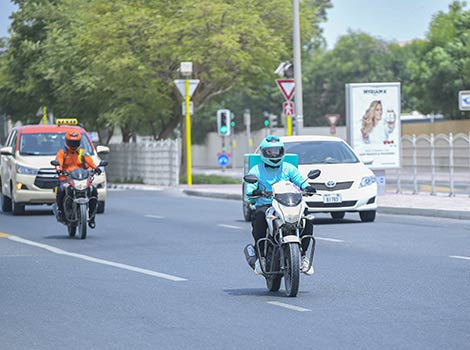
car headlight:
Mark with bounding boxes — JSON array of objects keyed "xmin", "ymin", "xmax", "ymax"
[
  {"xmin": 360, "ymin": 175, "xmax": 376, "ymax": 188},
  {"xmin": 16, "ymin": 164, "xmax": 39, "ymax": 175}
]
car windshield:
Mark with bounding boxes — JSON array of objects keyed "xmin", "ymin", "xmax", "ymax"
[
  {"xmin": 19, "ymin": 132, "xmax": 94, "ymax": 156},
  {"xmin": 283, "ymin": 140, "xmax": 359, "ymax": 164}
]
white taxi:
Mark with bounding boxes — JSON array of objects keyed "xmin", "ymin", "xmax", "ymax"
[{"xmin": 0, "ymin": 120, "xmax": 109, "ymax": 215}]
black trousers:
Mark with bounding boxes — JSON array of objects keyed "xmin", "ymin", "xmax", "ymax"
[
  {"xmin": 251, "ymin": 205, "xmax": 313, "ymax": 256},
  {"xmin": 56, "ymin": 182, "xmax": 97, "ymax": 217}
]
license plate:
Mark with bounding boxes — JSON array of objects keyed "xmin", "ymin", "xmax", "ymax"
[{"xmin": 323, "ymin": 193, "xmax": 342, "ymax": 203}]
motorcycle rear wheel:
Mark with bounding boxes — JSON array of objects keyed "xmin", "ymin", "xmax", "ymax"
[
  {"xmin": 78, "ymin": 204, "xmax": 87, "ymax": 240},
  {"xmin": 283, "ymin": 243, "xmax": 300, "ymax": 297}
]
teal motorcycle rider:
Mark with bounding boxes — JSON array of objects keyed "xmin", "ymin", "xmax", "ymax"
[{"xmin": 245, "ymin": 135, "xmax": 317, "ymax": 275}]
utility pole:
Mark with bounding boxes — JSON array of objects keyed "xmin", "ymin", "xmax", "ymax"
[{"xmin": 293, "ymin": 0, "xmax": 303, "ymax": 134}]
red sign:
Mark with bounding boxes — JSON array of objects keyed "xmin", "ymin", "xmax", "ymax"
[
  {"xmin": 276, "ymin": 79, "xmax": 295, "ymax": 101},
  {"xmin": 283, "ymin": 101, "xmax": 294, "ymax": 116}
]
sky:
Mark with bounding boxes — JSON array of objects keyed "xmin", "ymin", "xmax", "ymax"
[{"xmin": 0, "ymin": 0, "xmax": 458, "ymax": 47}]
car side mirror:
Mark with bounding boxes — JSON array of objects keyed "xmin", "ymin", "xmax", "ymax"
[
  {"xmin": 361, "ymin": 156, "xmax": 373, "ymax": 165},
  {"xmin": 98, "ymin": 160, "xmax": 108, "ymax": 167},
  {"xmin": 243, "ymin": 174, "xmax": 258, "ymax": 184},
  {"xmin": 50, "ymin": 160, "xmax": 59, "ymax": 166},
  {"xmin": 307, "ymin": 169, "xmax": 321, "ymax": 180},
  {"xmin": 0, "ymin": 146, "xmax": 13, "ymax": 156},
  {"xmin": 96, "ymin": 145, "xmax": 110, "ymax": 155}
]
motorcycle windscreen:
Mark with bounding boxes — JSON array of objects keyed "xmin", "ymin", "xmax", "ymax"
[
  {"xmin": 69, "ymin": 168, "xmax": 89, "ymax": 180},
  {"xmin": 274, "ymin": 192, "xmax": 302, "ymax": 207}
]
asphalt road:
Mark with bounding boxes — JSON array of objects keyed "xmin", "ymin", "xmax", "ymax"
[{"xmin": 1, "ymin": 189, "xmax": 469, "ymax": 350}]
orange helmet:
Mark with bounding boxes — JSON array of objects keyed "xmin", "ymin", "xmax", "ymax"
[{"xmin": 65, "ymin": 130, "xmax": 81, "ymax": 150}]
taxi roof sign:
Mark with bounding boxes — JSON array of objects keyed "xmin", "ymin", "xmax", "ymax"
[{"xmin": 56, "ymin": 118, "xmax": 78, "ymax": 126}]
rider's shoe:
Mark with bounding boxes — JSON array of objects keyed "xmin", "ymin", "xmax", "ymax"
[
  {"xmin": 301, "ymin": 255, "xmax": 314, "ymax": 275},
  {"xmin": 56, "ymin": 210, "xmax": 66, "ymax": 223},
  {"xmin": 254, "ymin": 257, "xmax": 265, "ymax": 275},
  {"xmin": 88, "ymin": 217, "xmax": 96, "ymax": 229},
  {"xmin": 244, "ymin": 244, "xmax": 256, "ymax": 269}
]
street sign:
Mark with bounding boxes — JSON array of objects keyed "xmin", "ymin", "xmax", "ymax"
[
  {"xmin": 283, "ymin": 101, "xmax": 294, "ymax": 116},
  {"xmin": 174, "ymin": 79, "xmax": 200, "ymax": 99},
  {"xmin": 182, "ymin": 102, "xmax": 194, "ymax": 115},
  {"xmin": 276, "ymin": 79, "xmax": 295, "ymax": 101},
  {"xmin": 217, "ymin": 152, "xmax": 230, "ymax": 167},
  {"xmin": 459, "ymin": 90, "xmax": 470, "ymax": 111}
]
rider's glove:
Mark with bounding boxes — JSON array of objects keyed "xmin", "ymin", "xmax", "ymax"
[
  {"xmin": 304, "ymin": 185, "xmax": 316, "ymax": 193},
  {"xmin": 251, "ymin": 189, "xmax": 262, "ymax": 196},
  {"xmin": 95, "ymin": 167, "xmax": 102, "ymax": 175}
]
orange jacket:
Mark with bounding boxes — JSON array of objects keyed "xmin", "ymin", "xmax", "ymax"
[{"xmin": 55, "ymin": 147, "xmax": 97, "ymax": 180}]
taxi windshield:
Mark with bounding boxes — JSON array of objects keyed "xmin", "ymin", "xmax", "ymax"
[{"xmin": 19, "ymin": 133, "xmax": 94, "ymax": 156}]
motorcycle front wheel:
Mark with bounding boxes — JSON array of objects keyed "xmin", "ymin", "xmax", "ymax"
[
  {"xmin": 283, "ymin": 243, "xmax": 300, "ymax": 297},
  {"xmin": 78, "ymin": 204, "xmax": 88, "ymax": 240}
]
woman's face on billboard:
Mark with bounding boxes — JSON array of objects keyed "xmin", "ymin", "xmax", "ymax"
[{"xmin": 374, "ymin": 102, "xmax": 383, "ymax": 121}]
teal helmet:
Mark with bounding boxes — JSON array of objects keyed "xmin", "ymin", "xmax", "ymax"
[{"xmin": 260, "ymin": 135, "xmax": 285, "ymax": 167}]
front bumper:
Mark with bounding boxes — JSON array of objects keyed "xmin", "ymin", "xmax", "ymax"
[
  {"xmin": 13, "ymin": 173, "xmax": 107, "ymax": 204},
  {"xmin": 304, "ymin": 185, "xmax": 378, "ymax": 213}
]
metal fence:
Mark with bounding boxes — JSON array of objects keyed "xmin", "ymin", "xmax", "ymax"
[
  {"xmin": 104, "ymin": 140, "xmax": 180, "ymax": 186},
  {"xmin": 386, "ymin": 133, "xmax": 470, "ymax": 196}
]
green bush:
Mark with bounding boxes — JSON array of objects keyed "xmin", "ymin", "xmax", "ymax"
[{"xmin": 179, "ymin": 174, "xmax": 241, "ymax": 185}]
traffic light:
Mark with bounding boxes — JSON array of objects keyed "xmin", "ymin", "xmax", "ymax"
[
  {"xmin": 217, "ymin": 109, "xmax": 231, "ymax": 136},
  {"xmin": 263, "ymin": 112, "xmax": 270, "ymax": 128}
]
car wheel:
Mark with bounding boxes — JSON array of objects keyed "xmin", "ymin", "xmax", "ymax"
[
  {"xmin": 1, "ymin": 190, "xmax": 12, "ymax": 212},
  {"xmin": 97, "ymin": 201, "xmax": 105, "ymax": 214},
  {"xmin": 359, "ymin": 210, "xmax": 376, "ymax": 222},
  {"xmin": 11, "ymin": 190, "xmax": 25, "ymax": 215},
  {"xmin": 331, "ymin": 211, "xmax": 345, "ymax": 219}
]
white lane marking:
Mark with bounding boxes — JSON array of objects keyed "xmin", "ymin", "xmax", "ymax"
[
  {"xmin": 218, "ymin": 224, "xmax": 242, "ymax": 230},
  {"xmin": 7, "ymin": 235, "xmax": 187, "ymax": 282},
  {"xmin": 450, "ymin": 255, "xmax": 470, "ymax": 261},
  {"xmin": 316, "ymin": 237, "xmax": 344, "ymax": 243},
  {"xmin": 267, "ymin": 301, "xmax": 311, "ymax": 312},
  {"xmin": 145, "ymin": 214, "xmax": 165, "ymax": 219}
]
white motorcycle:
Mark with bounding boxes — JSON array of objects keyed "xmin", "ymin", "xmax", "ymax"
[{"xmin": 244, "ymin": 169, "xmax": 321, "ymax": 297}]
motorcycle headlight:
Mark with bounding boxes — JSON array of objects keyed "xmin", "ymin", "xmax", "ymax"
[
  {"xmin": 16, "ymin": 164, "xmax": 39, "ymax": 175},
  {"xmin": 360, "ymin": 175, "xmax": 376, "ymax": 188},
  {"xmin": 73, "ymin": 179, "xmax": 89, "ymax": 190},
  {"xmin": 284, "ymin": 214, "xmax": 299, "ymax": 223}
]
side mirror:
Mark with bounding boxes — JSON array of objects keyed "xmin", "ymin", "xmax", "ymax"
[
  {"xmin": 50, "ymin": 160, "xmax": 59, "ymax": 166},
  {"xmin": 96, "ymin": 145, "xmax": 110, "ymax": 155},
  {"xmin": 243, "ymin": 174, "xmax": 258, "ymax": 184},
  {"xmin": 0, "ymin": 146, "xmax": 13, "ymax": 156},
  {"xmin": 361, "ymin": 156, "xmax": 373, "ymax": 165},
  {"xmin": 98, "ymin": 160, "xmax": 109, "ymax": 167},
  {"xmin": 307, "ymin": 169, "xmax": 321, "ymax": 180}
]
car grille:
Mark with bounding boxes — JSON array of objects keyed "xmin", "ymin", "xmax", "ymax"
[
  {"xmin": 307, "ymin": 201, "xmax": 357, "ymax": 208},
  {"xmin": 310, "ymin": 181, "xmax": 353, "ymax": 191},
  {"xmin": 34, "ymin": 168, "xmax": 59, "ymax": 189}
]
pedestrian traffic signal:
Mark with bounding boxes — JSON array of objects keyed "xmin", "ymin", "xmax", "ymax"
[{"xmin": 217, "ymin": 109, "xmax": 231, "ymax": 136}]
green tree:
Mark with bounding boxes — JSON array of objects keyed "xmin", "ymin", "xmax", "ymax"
[
  {"xmin": 303, "ymin": 31, "xmax": 397, "ymax": 126},
  {"xmin": 407, "ymin": 1, "xmax": 470, "ymax": 118}
]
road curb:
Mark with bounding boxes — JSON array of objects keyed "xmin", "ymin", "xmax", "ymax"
[
  {"xmin": 378, "ymin": 206, "xmax": 470, "ymax": 220},
  {"xmin": 182, "ymin": 190, "xmax": 241, "ymax": 201}
]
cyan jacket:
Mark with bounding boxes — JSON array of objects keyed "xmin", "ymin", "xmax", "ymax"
[{"xmin": 245, "ymin": 162, "xmax": 307, "ymax": 207}]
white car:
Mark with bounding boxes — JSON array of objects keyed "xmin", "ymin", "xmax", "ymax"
[
  {"xmin": 243, "ymin": 135, "xmax": 378, "ymax": 222},
  {"xmin": 0, "ymin": 122, "xmax": 109, "ymax": 215}
]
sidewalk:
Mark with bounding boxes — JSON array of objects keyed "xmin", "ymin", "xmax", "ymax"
[{"xmin": 108, "ymin": 182, "xmax": 470, "ymax": 220}]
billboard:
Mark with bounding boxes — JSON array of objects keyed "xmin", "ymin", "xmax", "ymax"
[{"xmin": 346, "ymin": 82, "xmax": 401, "ymax": 169}]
